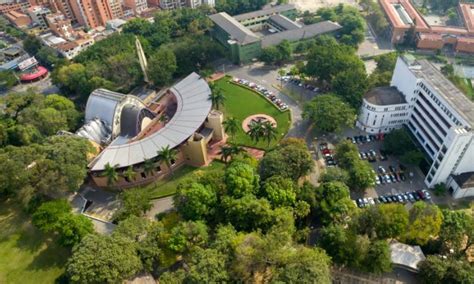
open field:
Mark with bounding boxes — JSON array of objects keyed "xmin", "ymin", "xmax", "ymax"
[
  {"xmin": 289, "ymin": 0, "xmax": 357, "ymax": 12},
  {"xmin": 148, "ymin": 162, "xmax": 226, "ymax": 199},
  {"xmin": 0, "ymin": 200, "xmax": 69, "ymax": 284},
  {"xmin": 215, "ymin": 77, "xmax": 291, "ymax": 149}
]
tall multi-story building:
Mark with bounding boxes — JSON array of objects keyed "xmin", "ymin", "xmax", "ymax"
[
  {"xmin": 49, "ymin": 0, "xmax": 78, "ymax": 23},
  {"xmin": 107, "ymin": 0, "xmax": 122, "ymax": 18},
  {"xmin": 159, "ymin": 0, "xmax": 186, "ymax": 10},
  {"xmin": 27, "ymin": 5, "xmax": 51, "ymax": 29},
  {"xmin": 123, "ymin": 0, "xmax": 147, "ymax": 15},
  {"xmin": 68, "ymin": 0, "xmax": 113, "ymax": 29},
  {"xmin": 46, "ymin": 12, "xmax": 74, "ymax": 39},
  {"xmin": 357, "ymin": 55, "xmax": 474, "ymax": 198}
]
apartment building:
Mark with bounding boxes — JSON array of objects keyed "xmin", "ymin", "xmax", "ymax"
[
  {"xmin": 108, "ymin": 0, "xmax": 123, "ymax": 18},
  {"xmin": 27, "ymin": 5, "xmax": 51, "ymax": 29},
  {"xmin": 123, "ymin": 0, "xmax": 147, "ymax": 15},
  {"xmin": 69, "ymin": 0, "xmax": 113, "ymax": 29},
  {"xmin": 357, "ymin": 55, "xmax": 474, "ymax": 198},
  {"xmin": 159, "ymin": 0, "xmax": 185, "ymax": 9}
]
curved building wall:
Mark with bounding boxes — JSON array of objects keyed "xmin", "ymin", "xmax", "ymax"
[{"xmin": 357, "ymin": 99, "xmax": 410, "ymax": 133}]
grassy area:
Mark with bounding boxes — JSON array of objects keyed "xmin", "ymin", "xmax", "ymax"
[
  {"xmin": 148, "ymin": 162, "xmax": 225, "ymax": 199},
  {"xmin": 215, "ymin": 77, "xmax": 291, "ymax": 150},
  {"xmin": 0, "ymin": 200, "xmax": 69, "ymax": 284}
]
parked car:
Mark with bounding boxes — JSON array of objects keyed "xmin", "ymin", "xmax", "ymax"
[
  {"xmin": 378, "ymin": 166, "xmax": 386, "ymax": 174},
  {"xmin": 416, "ymin": 190, "xmax": 426, "ymax": 200},
  {"xmin": 360, "ymin": 152, "xmax": 367, "ymax": 159},
  {"xmin": 422, "ymin": 189, "xmax": 432, "ymax": 200},
  {"xmin": 368, "ymin": 197, "xmax": 375, "ymax": 206},
  {"xmin": 407, "ymin": 192, "xmax": 416, "ymax": 202}
]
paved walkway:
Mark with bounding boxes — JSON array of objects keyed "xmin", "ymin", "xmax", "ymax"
[{"xmin": 146, "ymin": 196, "xmax": 174, "ymax": 220}]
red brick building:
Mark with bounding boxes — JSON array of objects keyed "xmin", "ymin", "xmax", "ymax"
[{"xmin": 380, "ymin": 0, "xmax": 474, "ymax": 53}]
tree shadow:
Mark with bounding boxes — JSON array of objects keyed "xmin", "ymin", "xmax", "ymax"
[{"xmin": 25, "ymin": 238, "xmax": 70, "ymax": 270}]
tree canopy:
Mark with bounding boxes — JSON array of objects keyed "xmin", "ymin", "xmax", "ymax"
[{"xmin": 303, "ymin": 94, "xmax": 356, "ymax": 133}]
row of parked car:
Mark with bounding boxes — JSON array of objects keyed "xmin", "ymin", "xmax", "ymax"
[
  {"xmin": 348, "ymin": 134, "xmax": 384, "ymax": 144},
  {"xmin": 374, "ymin": 165, "xmax": 407, "ymax": 185},
  {"xmin": 319, "ymin": 142, "xmax": 337, "ymax": 167},
  {"xmin": 232, "ymin": 77, "xmax": 288, "ymax": 110},
  {"xmin": 277, "ymin": 76, "xmax": 320, "ymax": 93},
  {"xmin": 356, "ymin": 189, "xmax": 432, "ymax": 208},
  {"xmin": 360, "ymin": 149, "xmax": 387, "ymax": 163}
]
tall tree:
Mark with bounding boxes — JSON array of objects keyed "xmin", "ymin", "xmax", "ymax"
[
  {"xmin": 303, "ymin": 94, "xmax": 356, "ymax": 133},
  {"xmin": 209, "ymin": 84, "xmax": 226, "ymax": 110},
  {"xmin": 406, "ymin": 202, "xmax": 443, "ymax": 245},
  {"xmin": 148, "ymin": 48, "xmax": 177, "ymax": 87},
  {"xmin": 262, "ymin": 120, "xmax": 278, "ymax": 146},
  {"xmin": 157, "ymin": 145, "xmax": 177, "ymax": 176},
  {"xmin": 314, "ymin": 181, "xmax": 356, "ymax": 224},
  {"xmin": 174, "ymin": 182, "xmax": 217, "ymax": 221},
  {"xmin": 102, "ymin": 163, "xmax": 120, "ymax": 186},
  {"xmin": 223, "ymin": 117, "xmax": 239, "ymax": 140},
  {"xmin": 67, "ymin": 234, "xmax": 142, "ymax": 283},
  {"xmin": 247, "ymin": 120, "xmax": 265, "ymax": 143}
]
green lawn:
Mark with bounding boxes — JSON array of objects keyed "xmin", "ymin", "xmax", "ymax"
[
  {"xmin": 215, "ymin": 77, "xmax": 291, "ymax": 149},
  {"xmin": 148, "ymin": 162, "xmax": 225, "ymax": 199},
  {"xmin": 0, "ymin": 200, "xmax": 69, "ymax": 284}
]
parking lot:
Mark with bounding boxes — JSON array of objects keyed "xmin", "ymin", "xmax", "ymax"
[{"xmin": 317, "ymin": 128, "xmax": 431, "ymax": 209}]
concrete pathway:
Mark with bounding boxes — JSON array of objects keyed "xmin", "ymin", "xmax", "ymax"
[{"xmin": 146, "ymin": 196, "xmax": 174, "ymax": 220}]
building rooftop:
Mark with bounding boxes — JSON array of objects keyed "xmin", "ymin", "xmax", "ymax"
[
  {"xmin": 459, "ymin": 3, "xmax": 474, "ymax": 33},
  {"xmin": 379, "ymin": 0, "xmax": 429, "ymax": 30},
  {"xmin": 261, "ymin": 20, "xmax": 341, "ymax": 47},
  {"xmin": 268, "ymin": 14, "xmax": 302, "ymax": 31},
  {"xmin": 409, "ymin": 58, "xmax": 474, "ymax": 127},
  {"xmin": 452, "ymin": 172, "xmax": 474, "ymax": 189},
  {"xmin": 364, "ymin": 86, "xmax": 407, "ymax": 106},
  {"xmin": 234, "ymin": 4, "xmax": 296, "ymax": 21},
  {"xmin": 390, "ymin": 241, "xmax": 426, "ymax": 272},
  {"xmin": 89, "ymin": 72, "xmax": 212, "ymax": 171},
  {"xmin": 209, "ymin": 12, "xmax": 260, "ymax": 45}
]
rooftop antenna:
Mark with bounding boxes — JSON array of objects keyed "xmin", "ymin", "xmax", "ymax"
[{"xmin": 135, "ymin": 36, "xmax": 150, "ymax": 84}]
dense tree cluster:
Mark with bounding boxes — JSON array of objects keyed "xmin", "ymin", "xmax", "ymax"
[
  {"xmin": 368, "ymin": 52, "xmax": 398, "ymax": 89},
  {"xmin": 334, "ymin": 140, "xmax": 376, "ymax": 190},
  {"xmin": 215, "ymin": 0, "xmax": 272, "ymax": 15},
  {"xmin": 32, "ymin": 199, "xmax": 93, "ymax": 247},
  {"xmin": 383, "ymin": 128, "xmax": 425, "ymax": 166},
  {"xmin": 359, "ymin": 0, "xmax": 389, "ymax": 37},
  {"xmin": 53, "ymin": 7, "xmax": 223, "ymax": 101},
  {"xmin": 303, "ymin": 93, "xmax": 356, "ymax": 133},
  {"xmin": 66, "ymin": 138, "xmax": 333, "ymax": 283},
  {"xmin": 0, "ymin": 92, "xmax": 92, "ymax": 207},
  {"xmin": 303, "ymin": 36, "xmax": 368, "ymax": 109},
  {"xmin": 302, "ymin": 4, "xmax": 366, "ymax": 47}
]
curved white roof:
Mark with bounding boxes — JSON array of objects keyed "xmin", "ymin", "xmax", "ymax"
[
  {"xmin": 89, "ymin": 73, "xmax": 212, "ymax": 171},
  {"xmin": 85, "ymin": 89, "xmax": 125, "ymax": 128}
]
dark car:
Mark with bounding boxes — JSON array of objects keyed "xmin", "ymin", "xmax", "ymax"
[
  {"xmin": 412, "ymin": 191, "xmax": 421, "ymax": 201},
  {"xmin": 389, "ymin": 166, "xmax": 396, "ymax": 173},
  {"xmin": 417, "ymin": 190, "xmax": 426, "ymax": 200}
]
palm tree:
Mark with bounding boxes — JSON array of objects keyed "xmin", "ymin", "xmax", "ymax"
[
  {"xmin": 219, "ymin": 144, "xmax": 244, "ymax": 164},
  {"xmin": 143, "ymin": 158, "xmax": 155, "ymax": 177},
  {"xmin": 247, "ymin": 121, "xmax": 265, "ymax": 143},
  {"xmin": 209, "ymin": 84, "xmax": 225, "ymax": 110},
  {"xmin": 223, "ymin": 117, "xmax": 240, "ymax": 140},
  {"xmin": 102, "ymin": 163, "xmax": 119, "ymax": 186},
  {"xmin": 262, "ymin": 121, "xmax": 278, "ymax": 147},
  {"xmin": 157, "ymin": 145, "xmax": 177, "ymax": 177},
  {"xmin": 219, "ymin": 146, "xmax": 233, "ymax": 164},
  {"xmin": 123, "ymin": 166, "xmax": 136, "ymax": 182}
]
